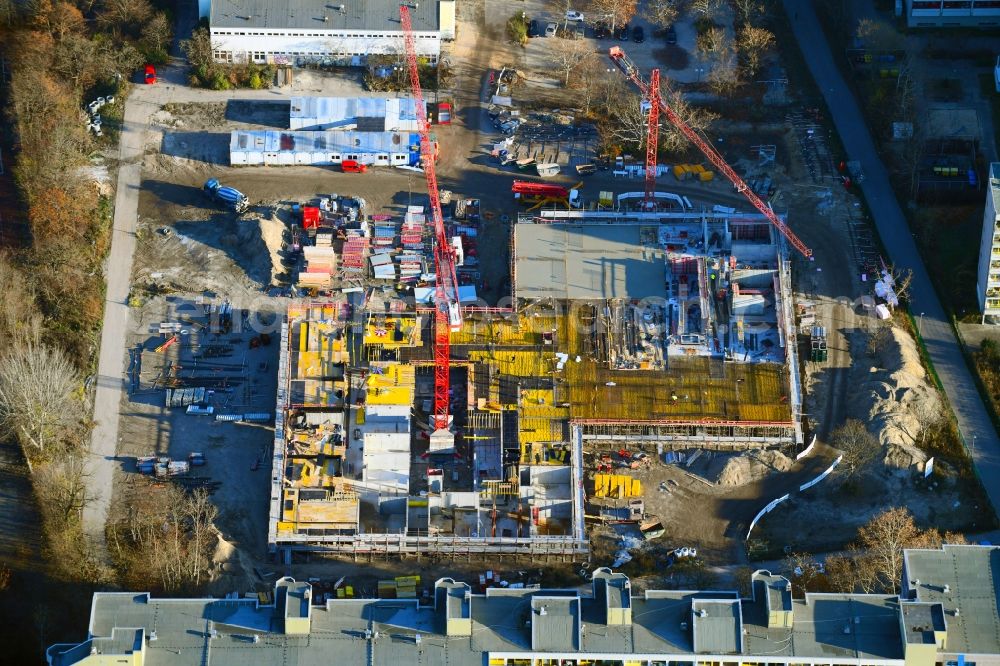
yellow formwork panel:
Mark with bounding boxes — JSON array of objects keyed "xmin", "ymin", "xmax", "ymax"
[
  {"xmin": 556, "ymin": 312, "xmax": 792, "ymax": 423},
  {"xmin": 468, "ymin": 350, "xmax": 553, "ymax": 379},
  {"xmin": 366, "ymin": 364, "xmax": 415, "ymax": 406},
  {"xmin": 363, "ymin": 315, "xmax": 421, "ymax": 348},
  {"xmin": 593, "ymin": 474, "xmax": 641, "ymax": 498}
]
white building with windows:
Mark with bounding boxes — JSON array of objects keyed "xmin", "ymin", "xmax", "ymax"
[
  {"xmin": 905, "ymin": 0, "xmax": 1000, "ymax": 27},
  {"xmin": 200, "ymin": 0, "xmax": 455, "ymax": 66},
  {"xmin": 977, "ymin": 164, "xmax": 1000, "ymax": 321}
]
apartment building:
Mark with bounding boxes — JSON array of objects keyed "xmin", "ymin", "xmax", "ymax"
[
  {"xmin": 976, "ymin": 163, "xmax": 1000, "ymax": 321},
  {"xmin": 199, "ymin": 0, "xmax": 456, "ymax": 66},
  {"xmin": 47, "ymin": 544, "xmax": 999, "ymax": 666}
]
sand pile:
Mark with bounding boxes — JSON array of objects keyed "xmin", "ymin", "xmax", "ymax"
[
  {"xmin": 848, "ymin": 327, "xmax": 936, "ymax": 469},
  {"xmin": 717, "ymin": 449, "xmax": 794, "ymax": 486}
]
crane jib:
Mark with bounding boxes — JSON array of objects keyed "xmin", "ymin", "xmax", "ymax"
[{"xmin": 608, "ymin": 46, "xmax": 813, "ymax": 259}]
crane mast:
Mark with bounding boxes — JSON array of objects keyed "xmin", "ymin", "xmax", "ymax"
[
  {"xmin": 609, "ymin": 46, "xmax": 813, "ymax": 258},
  {"xmin": 645, "ymin": 69, "xmax": 660, "ymax": 208},
  {"xmin": 400, "ymin": 4, "xmax": 462, "ymax": 432}
]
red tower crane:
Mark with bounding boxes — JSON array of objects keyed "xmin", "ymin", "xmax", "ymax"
[
  {"xmin": 400, "ymin": 4, "xmax": 462, "ymax": 434},
  {"xmin": 645, "ymin": 68, "xmax": 660, "ymax": 208},
  {"xmin": 609, "ymin": 46, "xmax": 813, "ymax": 258}
]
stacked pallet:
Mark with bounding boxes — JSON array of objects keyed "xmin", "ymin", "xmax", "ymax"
[
  {"xmin": 402, "ymin": 205, "xmax": 425, "ymax": 250},
  {"xmin": 300, "ymin": 236, "xmax": 336, "ymax": 289},
  {"xmin": 372, "ymin": 223, "xmax": 396, "ymax": 250},
  {"xmin": 340, "ymin": 231, "xmax": 368, "ymax": 279},
  {"xmin": 396, "ymin": 253, "xmax": 424, "ymax": 281}
]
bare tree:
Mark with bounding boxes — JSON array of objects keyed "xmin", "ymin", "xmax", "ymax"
[
  {"xmin": 855, "ymin": 17, "xmax": 905, "ymax": 53},
  {"xmin": 733, "ymin": 565, "xmax": 754, "ymax": 597},
  {"xmin": 831, "ymin": 419, "xmax": 878, "ymax": 477},
  {"xmin": 823, "ymin": 553, "xmax": 857, "ymax": 593},
  {"xmin": 550, "ymin": 37, "xmax": 597, "ymax": 87},
  {"xmin": 140, "ymin": 12, "xmax": 173, "ymax": 55},
  {"xmin": 0, "ymin": 254, "xmax": 42, "ymax": 347},
  {"xmin": 36, "ymin": 456, "xmax": 91, "ymax": 524},
  {"xmin": 864, "ymin": 317, "xmax": 892, "ymax": 358},
  {"xmin": 660, "ymin": 88, "xmax": 719, "ymax": 152},
  {"xmin": 96, "ymin": 0, "xmax": 152, "ymax": 36},
  {"xmin": 690, "ymin": 0, "xmax": 725, "ymax": 16},
  {"xmin": 783, "ymin": 551, "xmax": 824, "ymax": 597},
  {"xmin": 707, "ymin": 46, "xmax": 740, "ymax": 97},
  {"xmin": 0, "ymin": 343, "xmax": 85, "ymax": 459},
  {"xmin": 737, "ymin": 23, "xmax": 774, "ymax": 78},
  {"xmin": 857, "ymin": 507, "xmax": 922, "ymax": 593},
  {"xmin": 589, "ymin": 0, "xmax": 637, "ymax": 31},
  {"xmin": 644, "ymin": 0, "xmax": 678, "ymax": 29},
  {"xmin": 696, "ymin": 25, "xmax": 727, "ymax": 58},
  {"xmin": 731, "ymin": 0, "xmax": 767, "ymax": 24},
  {"xmin": 604, "ymin": 87, "xmax": 718, "ymax": 156}
]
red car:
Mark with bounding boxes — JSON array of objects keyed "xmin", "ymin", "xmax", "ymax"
[{"xmin": 144, "ymin": 64, "xmax": 157, "ymax": 84}]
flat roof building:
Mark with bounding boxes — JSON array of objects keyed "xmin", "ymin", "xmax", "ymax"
[
  {"xmin": 201, "ymin": 0, "xmax": 455, "ymax": 66},
  {"xmin": 51, "ymin": 547, "xmax": 1000, "ymax": 666},
  {"xmin": 905, "ymin": 0, "xmax": 1000, "ymax": 28}
]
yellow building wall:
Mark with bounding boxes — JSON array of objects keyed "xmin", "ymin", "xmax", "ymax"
[
  {"xmin": 768, "ymin": 609, "xmax": 793, "ymax": 628},
  {"xmin": 446, "ymin": 617, "xmax": 472, "ymax": 636},
  {"xmin": 904, "ymin": 642, "xmax": 938, "ymax": 666},
  {"xmin": 607, "ymin": 606, "xmax": 632, "ymax": 625},
  {"xmin": 285, "ymin": 616, "xmax": 311, "ymax": 636}
]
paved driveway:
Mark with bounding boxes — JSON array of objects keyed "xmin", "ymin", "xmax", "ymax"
[{"xmin": 783, "ymin": 0, "xmax": 1000, "ymax": 517}]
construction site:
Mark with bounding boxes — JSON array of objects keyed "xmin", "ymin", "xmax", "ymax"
[
  {"xmin": 100, "ymin": 0, "xmax": 992, "ymax": 593},
  {"xmin": 251, "ymin": 35, "xmax": 813, "ymax": 562}
]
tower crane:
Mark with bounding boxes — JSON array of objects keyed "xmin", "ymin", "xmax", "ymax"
[
  {"xmin": 644, "ymin": 68, "xmax": 660, "ymax": 209},
  {"xmin": 400, "ymin": 4, "xmax": 462, "ymax": 436},
  {"xmin": 609, "ymin": 46, "xmax": 813, "ymax": 258}
]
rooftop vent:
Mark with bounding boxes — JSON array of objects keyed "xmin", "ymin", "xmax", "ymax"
[
  {"xmin": 697, "ymin": 609, "xmax": 708, "ymax": 618},
  {"xmin": 538, "ymin": 606, "xmax": 548, "ymax": 616},
  {"xmin": 854, "ymin": 616, "xmax": 861, "ymax": 625},
  {"xmin": 680, "ymin": 621, "xmax": 689, "ymax": 631},
  {"xmin": 843, "ymin": 625, "xmax": 851, "ymax": 635}
]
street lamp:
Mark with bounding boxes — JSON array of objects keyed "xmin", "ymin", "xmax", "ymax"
[
  {"xmin": 973, "ymin": 434, "xmax": 977, "ymax": 453},
  {"xmin": 918, "ymin": 311, "xmax": 925, "ymax": 336}
]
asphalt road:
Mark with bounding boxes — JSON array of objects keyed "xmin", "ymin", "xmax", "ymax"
[{"xmin": 784, "ymin": 1, "xmax": 1000, "ymax": 514}]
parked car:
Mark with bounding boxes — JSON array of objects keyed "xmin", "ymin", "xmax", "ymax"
[
  {"xmin": 565, "ymin": 10, "xmax": 584, "ymax": 21},
  {"xmin": 545, "ymin": 22, "xmax": 557, "ymax": 37},
  {"xmin": 341, "ymin": 160, "xmax": 368, "ymax": 173},
  {"xmin": 616, "ymin": 24, "xmax": 630, "ymax": 41},
  {"xmin": 144, "ymin": 64, "xmax": 157, "ymax": 84},
  {"xmin": 527, "ymin": 19, "xmax": 539, "ymax": 37},
  {"xmin": 665, "ymin": 24, "xmax": 677, "ymax": 44},
  {"xmin": 593, "ymin": 21, "xmax": 611, "ymax": 39},
  {"xmin": 632, "ymin": 25, "xmax": 645, "ymax": 43}
]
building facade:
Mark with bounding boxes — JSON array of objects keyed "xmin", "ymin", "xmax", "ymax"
[
  {"xmin": 201, "ymin": 0, "xmax": 456, "ymax": 66},
  {"xmin": 47, "ymin": 544, "xmax": 1000, "ymax": 666},
  {"xmin": 976, "ymin": 163, "xmax": 1000, "ymax": 320},
  {"xmin": 905, "ymin": 0, "xmax": 1000, "ymax": 27}
]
